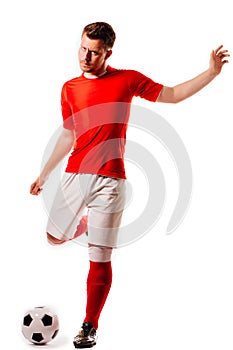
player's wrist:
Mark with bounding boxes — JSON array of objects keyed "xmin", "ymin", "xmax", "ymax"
[
  {"xmin": 39, "ymin": 172, "xmax": 49, "ymax": 185},
  {"xmin": 207, "ymin": 66, "xmax": 219, "ymax": 78}
]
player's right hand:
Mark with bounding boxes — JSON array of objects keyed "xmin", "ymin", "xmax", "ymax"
[{"xmin": 30, "ymin": 177, "xmax": 43, "ymax": 196}]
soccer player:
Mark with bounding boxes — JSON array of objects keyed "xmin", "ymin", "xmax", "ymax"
[{"xmin": 30, "ymin": 22, "xmax": 229, "ymax": 348}]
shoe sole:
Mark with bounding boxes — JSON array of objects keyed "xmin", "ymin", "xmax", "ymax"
[{"xmin": 73, "ymin": 340, "xmax": 96, "ymax": 348}]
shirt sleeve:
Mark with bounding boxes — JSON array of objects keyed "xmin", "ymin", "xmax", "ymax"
[
  {"xmin": 126, "ymin": 70, "xmax": 163, "ymax": 102},
  {"xmin": 61, "ymin": 83, "xmax": 74, "ymax": 130}
]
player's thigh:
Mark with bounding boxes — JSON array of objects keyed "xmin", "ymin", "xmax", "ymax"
[
  {"xmin": 87, "ymin": 209, "xmax": 124, "ymax": 248},
  {"xmin": 87, "ymin": 176, "xmax": 126, "ymax": 247},
  {"xmin": 46, "ymin": 173, "xmax": 87, "ymax": 241}
]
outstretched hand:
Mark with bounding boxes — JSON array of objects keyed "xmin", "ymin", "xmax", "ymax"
[{"xmin": 209, "ymin": 45, "xmax": 230, "ymax": 75}]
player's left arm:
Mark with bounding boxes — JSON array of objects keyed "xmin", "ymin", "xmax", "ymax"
[{"xmin": 157, "ymin": 45, "xmax": 230, "ymax": 104}]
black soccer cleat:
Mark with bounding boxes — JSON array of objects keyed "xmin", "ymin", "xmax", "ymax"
[{"xmin": 73, "ymin": 322, "xmax": 97, "ymax": 348}]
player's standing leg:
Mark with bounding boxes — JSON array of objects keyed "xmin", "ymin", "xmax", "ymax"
[
  {"xmin": 73, "ymin": 175, "xmax": 126, "ymax": 348},
  {"xmin": 73, "ymin": 246, "xmax": 113, "ymax": 348}
]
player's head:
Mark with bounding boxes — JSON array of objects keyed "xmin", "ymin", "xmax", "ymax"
[
  {"xmin": 82, "ymin": 22, "xmax": 116, "ymax": 50},
  {"xmin": 79, "ymin": 22, "xmax": 116, "ymax": 76}
]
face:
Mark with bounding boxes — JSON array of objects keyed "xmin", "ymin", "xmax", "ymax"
[{"xmin": 78, "ymin": 33, "xmax": 112, "ymax": 76}]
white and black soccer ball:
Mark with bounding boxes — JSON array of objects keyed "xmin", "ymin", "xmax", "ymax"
[{"xmin": 22, "ymin": 306, "xmax": 59, "ymax": 345}]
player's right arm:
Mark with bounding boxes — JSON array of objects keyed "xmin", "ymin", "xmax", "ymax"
[{"xmin": 30, "ymin": 128, "xmax": 75, "ymax": 196}]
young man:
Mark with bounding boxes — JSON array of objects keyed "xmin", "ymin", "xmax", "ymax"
[{"xmin": 30, "ymin": 22, "xmax": 229, "ymax": 348}]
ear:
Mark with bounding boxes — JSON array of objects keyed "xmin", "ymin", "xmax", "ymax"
[{"xmin": 105, "ymin": 49, "xmax": 112, "ymax": 60}]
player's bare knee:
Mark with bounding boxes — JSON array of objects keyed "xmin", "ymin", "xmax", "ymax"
[{"xmin": 47, "ymin": 232, "xmax": 64, "ymax": 245}]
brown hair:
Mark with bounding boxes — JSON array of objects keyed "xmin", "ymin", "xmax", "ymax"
[{"xmin": 82, "ymin": 22, "xmax": 116, "ymax": 49}]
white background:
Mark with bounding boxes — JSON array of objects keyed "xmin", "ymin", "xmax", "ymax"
[{"xmin": 1, "ymin": 0, "xmax": 233, "ymax": 349}]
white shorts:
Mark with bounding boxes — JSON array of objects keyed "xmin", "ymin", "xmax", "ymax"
[{"xmin": 46, "ymin": 173, "xmax": 126, "ymax": 248}]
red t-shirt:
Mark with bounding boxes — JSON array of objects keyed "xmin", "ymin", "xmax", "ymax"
[{"xmin": 61, "ymin": 66, "xmax": 163, "ymax": 179}]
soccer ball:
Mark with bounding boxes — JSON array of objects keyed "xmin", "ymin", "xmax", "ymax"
[{"xmin": 22, "ymin": 306, "xmax": 59, "ymax": 345}]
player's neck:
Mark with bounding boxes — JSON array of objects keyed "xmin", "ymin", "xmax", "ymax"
[{"xmin": 84, "ymin": 65, "xmax": 108, "ymax": 79}]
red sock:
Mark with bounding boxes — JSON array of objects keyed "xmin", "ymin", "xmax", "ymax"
[{"xmin": 84, "ymin": 261, "xmax": 112, "ymax": 330}]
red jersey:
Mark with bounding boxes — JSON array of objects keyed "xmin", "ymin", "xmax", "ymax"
[{"xmin": 61, "ymin": 66, "xmax": 163, "ymax": 179}]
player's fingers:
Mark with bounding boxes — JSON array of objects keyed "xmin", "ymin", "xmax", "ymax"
[
  {"xmin": 214, "ymin": 45, "xmax": 223, "ymax": 55},
  {"xmin": 31, "ymin": 188, "xmax": 42, "ymax": 195},
  {"xmin": 30, "ymin": 182, "xmax": 41, "ymax": 195},
  {"xmin": 30, "ymin": 182, "xmax": 36, "ymax": 194},
  {"xmin": 37, "ymin": 187, "xmax": 43, "ymax": 194},
  {"xmin": 218, "ymin": 50, "xmax": 230, "ymax": 58},
  {"xmin": 220, "ymin": 50, "xmax": 229, "ymax": 54}
]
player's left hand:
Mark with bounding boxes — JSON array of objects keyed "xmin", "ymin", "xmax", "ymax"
[{"xmin": 209, "ymin": 45, "xmax": 230, "ymax": 75}]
